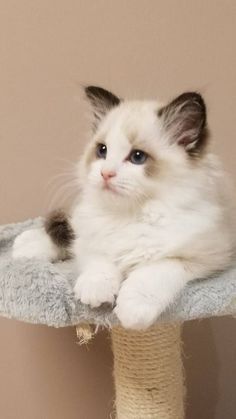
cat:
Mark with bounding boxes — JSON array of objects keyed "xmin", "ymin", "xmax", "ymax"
[{"xmin": 12, "ymin": 86, "xmax": 235, "ymax": 329}]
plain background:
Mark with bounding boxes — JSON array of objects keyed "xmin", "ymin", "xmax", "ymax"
[{"xmin": 1, "ymin": 1, "xmax": 236, "ymax": 418}]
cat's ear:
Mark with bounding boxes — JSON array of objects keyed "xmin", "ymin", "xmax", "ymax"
[
  {"xmin": 158, "ymin": 92, "xmax": 208, "ymax": 156},
  {"xmin": 84, "ymin": 86, "xmax": 121, "ymax": 129}
]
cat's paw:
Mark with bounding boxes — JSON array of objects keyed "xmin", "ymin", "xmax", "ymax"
[
  {"xmin": 114, "ymin": 282, "xmax": 159, "ymax": 330},
  {"xmin": 12, "ymin": 228, "xmax": 57, "ymax": 261},
  {"xmin": 74, "ymin": 268, "xmax": 121, "ymax": 308}
]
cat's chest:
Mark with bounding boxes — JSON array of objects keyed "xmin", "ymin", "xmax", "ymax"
[{"xmin": 73, "ymin": 201, "xmax": 170, "ymax": 264}]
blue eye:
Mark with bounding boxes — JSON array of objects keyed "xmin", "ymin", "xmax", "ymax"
[
  {"xmin": 129, "ymin": 150, "xmax": 148, "ymax": 165},
  {"xmin": 96, "ymin": 143, "xmax": 107, "ymax": 159}
]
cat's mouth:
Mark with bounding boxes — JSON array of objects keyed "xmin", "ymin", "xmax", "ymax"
[{"xmin": 102, "ymin": 182, "xmax": 122, "ymax": 195}]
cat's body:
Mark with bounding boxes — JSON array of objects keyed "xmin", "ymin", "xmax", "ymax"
[{"xmin": 13, "ymin": 87, "xmax": 235, "ymax": 329}]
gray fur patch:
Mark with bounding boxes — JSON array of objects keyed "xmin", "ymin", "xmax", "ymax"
[{"xmin": 45, "ymin": 209, "xmax": 75, "ymax": 248}]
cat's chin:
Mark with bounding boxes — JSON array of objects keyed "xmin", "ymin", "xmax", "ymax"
[
  {"xmin": 93, "ymin": 184, "xmax": 139, "ymax": 210},
  {"xmin": 101, "ymin": 183, "xmax": 125, "ymax": 197},
  {"xmin": 88, "ymin": 183, "xmax": 143, "ymax": 209}
]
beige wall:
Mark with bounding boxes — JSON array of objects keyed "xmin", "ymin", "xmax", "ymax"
[{"xmin": 1, "ymin": 1, "xmax": 236, "ymax": 418}]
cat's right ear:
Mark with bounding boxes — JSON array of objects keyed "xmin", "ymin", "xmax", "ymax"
[
  {"xmin": 84, "ymin": 86, "xmax": 121, "ymax": 130},
  {"xmin": 158, "ymin": 92, "xmax": 208, "ymax": 157}
]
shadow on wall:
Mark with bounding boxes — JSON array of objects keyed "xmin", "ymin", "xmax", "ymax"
[
  {"xmin": 184, "ymin": 318, "xmax": 219, "ymax": 419},
  {"xmin": 184, "ymin": 316, "xmax": 236, "ymax": 419}
]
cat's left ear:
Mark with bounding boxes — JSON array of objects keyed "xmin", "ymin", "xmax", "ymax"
[
  {"xmin": 84, "ymin": 86, "xmax": 121, "ymax": 129},
  {"xmin": 158, "ymin": 92, "xmax": 208, "ymax": 156}
]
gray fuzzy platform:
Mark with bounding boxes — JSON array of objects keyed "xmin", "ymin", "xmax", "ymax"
[{"xmin": 0, "ymin": 218, "xmax": 236, "ymax": 328}]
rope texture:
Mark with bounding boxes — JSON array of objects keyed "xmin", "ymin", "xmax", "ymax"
[{"xmin": 112, "ymin": 323, "xmax": 185, "ymax": 419}]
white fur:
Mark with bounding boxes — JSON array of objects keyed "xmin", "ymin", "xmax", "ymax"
[
  {"xmin": 13, "ymin": 99, "xmax": 236, "ymax": 329},
  {"xmin": 115, "ymin": 260, "xmax": 189, "ymax": 329},
  {"xmin": 74, "ymin": 257, "xmax": 122, "ymax": 307},
  {"xmin": 12, "ymin": 228, "xmax": 58, "ymax": 261}
]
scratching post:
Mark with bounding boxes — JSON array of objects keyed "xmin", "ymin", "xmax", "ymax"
[{"xmin": 112, "ymin": 324, "xmax": 185, "ymax": 419}]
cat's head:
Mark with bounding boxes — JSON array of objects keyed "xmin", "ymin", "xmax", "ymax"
[{"xmin": 79, "ymin": 86, "xmax": 208, "ymax": 208}]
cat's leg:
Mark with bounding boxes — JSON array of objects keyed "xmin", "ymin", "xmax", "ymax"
[
  {"xmin": 12, "ymin": 227, "xmax": 59, "ymax": 261},
  {"xmin": 74, "ymin": 256, "xmax": 122, "ymax": 308},
  {"xmin": 115, "ymin": 259, "xmax": 197, "ymax": 330}
]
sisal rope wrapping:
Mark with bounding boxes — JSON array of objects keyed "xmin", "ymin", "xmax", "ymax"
[{"xmin": 111, "ymin": 323, "xmax": 185, "ymax": 419}]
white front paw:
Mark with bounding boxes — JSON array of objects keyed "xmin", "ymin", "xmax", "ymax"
[
  {"xmin": 12, "ymin": 228, "xmax": 57, "ymax": 261},
  {"xmin": 74, "ymin": 268, "xmax": 121, "ymax": 308},
  {"xmin": 114, "ymin": 280, "xmax": 161, "ymax": 330}
]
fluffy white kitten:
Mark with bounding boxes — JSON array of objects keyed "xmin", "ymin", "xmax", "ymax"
[{"xmin": 13, "ymin": 86, "xmax": 235, "ymax": 329}]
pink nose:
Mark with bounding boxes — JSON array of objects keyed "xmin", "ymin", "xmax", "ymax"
[{"xmin": 101, "ymin": 170, "xmax": 116, "ymax": 181}]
